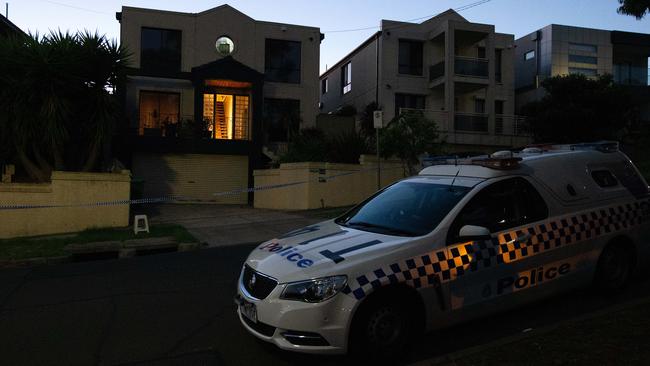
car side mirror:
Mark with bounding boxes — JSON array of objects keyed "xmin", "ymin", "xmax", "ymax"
[{"xmin": 459, "ymin": 225, "xmax": 491, "ymax": 241}]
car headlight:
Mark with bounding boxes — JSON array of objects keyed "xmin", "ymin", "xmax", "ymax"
[{"xmin": 280, "ymin": 276, "xmax": 348, "ymax": 303}]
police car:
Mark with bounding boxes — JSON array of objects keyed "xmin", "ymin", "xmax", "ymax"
[{"xmin": 235, "ymin": 142, "xmax": 650, "ymax": 356}]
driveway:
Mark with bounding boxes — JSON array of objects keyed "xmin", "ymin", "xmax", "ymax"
[{"xmin": 135, "ymin": 204, "xmax": 325, "ymax": 247}]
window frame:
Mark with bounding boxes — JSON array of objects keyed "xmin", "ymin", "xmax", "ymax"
[
  {"xmin": 569, "ymin": 42, "xmax": 598, "ymax": 53},
  {"xmin": 446, "ymin": 177, "xmax": 549, "ymax": 245},
  {"xmin": 398, "ymin": 39, "xmax": 424, "ymax": 76},
  {"xmin": 264, "ymin": 38, "xmax": 302, "ymax": 84},
  {"xmin": 495, "ymin": 48, "xmax": 503, "ymax": 83},
  {"xmin": 524, "ymin": 50, "xmax": 535, "ymax": 61},
  {"xmin": 321, "ymin": 78, "xmax": 328, "ymax": 95},
  {"xmin": 394, "ymin": 93, "xmax": 425, "ymax": 116},
  {"xmin": 263, "ymin": 98, "xmax": 301, "ymax": 143},
  {"xmin": 341, "ymin": 62, "xmax": 352, "ymax": 94},
  {"xmin": 140, "ymin": 27, "xmax": 182, "ymax": 74},
  {"xmin": 569, "ymin": 54, "xmax": 598, "ymax": 65},
  {"xmin": 138, "ymin": 90, "xmax": 181, "ymax": 136}
]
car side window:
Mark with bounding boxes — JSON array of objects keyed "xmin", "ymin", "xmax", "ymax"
[
  {"xmin": 447, "ymin": 177, "xmax": 548, "ymax": 245},
  {"xmin": 591, "ymin": 170, "xmax": 618, "ymax": 188}
]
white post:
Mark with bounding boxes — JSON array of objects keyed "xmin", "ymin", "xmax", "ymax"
[{"xmin": 373, "ymin": 110, "xmax": 384, "ymax": 190}]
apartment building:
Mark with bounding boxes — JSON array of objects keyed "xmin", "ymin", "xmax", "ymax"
[
  {"xmin": 319, "ymin": 10, "xmax": 530, "ymax": 152},
  {"xmin": 116, "ymin": 5, "xmax": 322, "ymax": 203},
  {"xmin": 515, "ymin": 25, "xmax": 650, "ymax": 122}
]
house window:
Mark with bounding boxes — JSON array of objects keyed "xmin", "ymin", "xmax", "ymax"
[
  {"xmin": 263, "ymin": 98, "xmax": 300, "ymax": 142},
  {"xmin": 569, "ymin": 54, "xmax": 598, "ymax": 64},
  {"xmin": 138, "ymin": 91, "xmax": 180, "ymax": 136},
  {"xmin": 474, "ymin": 99, "xmax": 486, "ymax": 114},
  {"xmin": 569, "ymin": 43, "xmax": 598, "ymax": 53},
  {"xmin": 477, "ymin": 46, "xmax": 486, "ymax": 59},
  {"xmin": 265, "ymin": 39, "xmax": 301, "ymax": 83},
  {"xmin": 495, "ymin": 100, "xmax": 504, "ymax": 115},
  {"xmin": 202, "ymin": 93, "xmax": 250, "ymax": 140},
  {"xmin": 140, "ymin": 27, "xmax": 182, "ymax": 74},
  {"xmin": 342, "ymin": 62, "xmax": 352, "ymax": 94},
  {"xmin": 395, "ymin": 94, "xmax": 425, "ymax": 116},
  {"xmin": 569, "ymin": 67, "xmax": 598, "ymax": 77},
  {"xmin": 495, "ymin": 49, "xmax": 503, "ymax": 83},
  {"xmin": 321, "ymin": 78, "xmax": 328, "ymax": 94},
  {"xmin": 524, "ymin": 50, "xmax": 535, "ymax": 61},
  {"xmin": 398, "ymin": 40, "xmax": 423, "ymax": 75},
  {"xmin": 215, "ymin": 36, "xmax": 235, "ymax": 56}
]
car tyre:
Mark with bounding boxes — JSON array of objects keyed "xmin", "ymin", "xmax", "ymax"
[
  {"xmin": 351, "ymin": 296, "xmax": 413, "ymax": 362},
  {"xmin": 594, "ymin": 243, "xmax": 632, "ymax": 293}
]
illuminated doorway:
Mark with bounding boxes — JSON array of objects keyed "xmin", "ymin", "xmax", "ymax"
[{"xmin": 202, "ymin": 80, "xmax": 251, "ymax": 140}]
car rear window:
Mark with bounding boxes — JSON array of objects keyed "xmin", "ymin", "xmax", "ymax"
[{"xmin": 591, "ymin": 170, "xmax": 618, "ymax": 188}]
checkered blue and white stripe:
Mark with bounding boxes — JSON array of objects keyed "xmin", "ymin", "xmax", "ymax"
[{"xmin": 343, "ymin": 199, "xmax": 650, "ymax": 300}]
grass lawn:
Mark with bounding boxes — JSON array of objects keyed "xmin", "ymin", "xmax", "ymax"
[
  {"xmin": 454, "ymin": 300, "xmax": 650, "ymax": 366},
  {"xmin": 0, "ymin": 224, "xmax": 197, "ymax": 261}
]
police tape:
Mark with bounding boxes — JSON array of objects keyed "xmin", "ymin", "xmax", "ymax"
[{"xmin": 0, "ymin": 165, "xmax": 405, "ymax": 210}]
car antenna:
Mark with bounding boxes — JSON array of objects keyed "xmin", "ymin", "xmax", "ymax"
[{"xmin": 449, "ymin": 168, "xmax": 460, "ymax": 191}]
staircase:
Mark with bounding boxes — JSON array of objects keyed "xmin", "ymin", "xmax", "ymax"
[{"xmin": 214, "ymin": 102, "xmax": 228, "ymax": 138}]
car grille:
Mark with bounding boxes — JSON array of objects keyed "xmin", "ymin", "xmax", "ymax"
[{"xmin": 242, "ymin": 265, "xmax": 277, "ymax": 300}]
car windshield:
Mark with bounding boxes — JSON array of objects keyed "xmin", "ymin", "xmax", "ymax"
[{"xmin": 335, "ymin": 181, "xmax": 471, "ymax": 237}]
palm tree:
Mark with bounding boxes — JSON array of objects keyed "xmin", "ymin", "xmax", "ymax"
[{"xmin": 0, "ymin": 31, "xmax": 130, "ymax": 182}]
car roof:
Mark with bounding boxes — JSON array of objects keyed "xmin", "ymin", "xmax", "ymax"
[{"xmin": 418, "ymin": 150, "xmax": 625, "ymax": 179}]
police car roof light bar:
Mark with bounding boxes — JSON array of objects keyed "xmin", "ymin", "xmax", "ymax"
[
  {"xmin": 523, "ymin": 141, "xmax": 620, "ymax": 154},
  {"xmin": 470, "ymin": 157, "xmax": 522, "ymax": 170}
]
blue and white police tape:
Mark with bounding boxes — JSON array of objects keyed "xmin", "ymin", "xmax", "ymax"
[{"xmin": 0, "ymin": 165, "xmax": 405, "ymax": 209}]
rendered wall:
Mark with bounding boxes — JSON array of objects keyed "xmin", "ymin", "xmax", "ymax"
[
  {"xmin": 253, "ymin": 155, "xmax": 404, "ymax": 210},
  {"xmin": 0, "ymin": 171, "xmax": 131, "ymax": 239}
]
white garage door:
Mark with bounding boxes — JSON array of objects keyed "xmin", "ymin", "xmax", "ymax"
[{"xmin": 132, "ymin": 153, "xmax": 249, "ymax": 204}]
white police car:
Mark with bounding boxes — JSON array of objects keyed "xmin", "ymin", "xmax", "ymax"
[{"xmin": 235, "ymin": 142, "xmax": 650, "ymax": 356}]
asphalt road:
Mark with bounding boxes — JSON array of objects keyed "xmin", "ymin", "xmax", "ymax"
[{"xmin": 1, "ymin": 245, "xmax": 649, "ymax": 366}]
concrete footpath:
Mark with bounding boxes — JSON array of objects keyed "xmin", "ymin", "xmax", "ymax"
[{"xmin": 136, "ymin": 204, "xmax": 328, "ymax": 247}]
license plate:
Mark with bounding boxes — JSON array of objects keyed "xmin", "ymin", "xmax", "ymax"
[{"xmin": 240, "ymin": 300, "xmax": 257, "ymax": 323}]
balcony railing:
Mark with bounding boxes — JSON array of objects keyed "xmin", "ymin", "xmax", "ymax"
[
  {"xmin": 429, "ymin": 61, "xmax": 445, "ymax": 81},
  {"xmin": 495, "ymin": 115, "xmax": 530, "ymax": 136},
  {"xmin": 454, "ymin": 56, "xmax": 488, "ymax": 78},
  {"xmin": 399, "ymin": 108, "xmax": 530, "ymax": 136},
  {"xmin": 455, "ymin": 112, "xmax": 488, "ymax": 133}
]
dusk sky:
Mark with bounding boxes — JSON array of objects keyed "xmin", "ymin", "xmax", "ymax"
[{"xmin": 6, "ymin": 0, "xmax": 650, "ymax": 74}]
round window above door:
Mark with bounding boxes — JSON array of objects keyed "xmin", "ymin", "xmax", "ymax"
[{"xmin": 215, "ymin": 36, "xmax": 235, "ymax": 56}]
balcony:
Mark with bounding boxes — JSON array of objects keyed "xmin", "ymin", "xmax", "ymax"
[
  {"xmin": 495, "ymin": 115, "xmax": 530, "ymax": 136},
  {"xmin": 399, "ymin": 108, "xmax": 531, "ymax": 137},
  {"xmin": 428, "ymin": 57, "xmax": 489, "ymax": 84},
  {"xmin": 454, "ymin": 56, "xmax": 488, "ymax": 78},
  {"xmin": 454, "ymin": 112, "xmax": 488, "ymax": 133}
]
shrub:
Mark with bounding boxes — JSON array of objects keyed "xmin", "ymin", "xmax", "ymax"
[{"xmin": 279, "ymin": 128, "xmax": 372, "ymax": 164}]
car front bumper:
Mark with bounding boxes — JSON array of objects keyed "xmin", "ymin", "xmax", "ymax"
[{"xmin": 235, "ymin": 275, "xmax": 357, "ymax": 354}]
